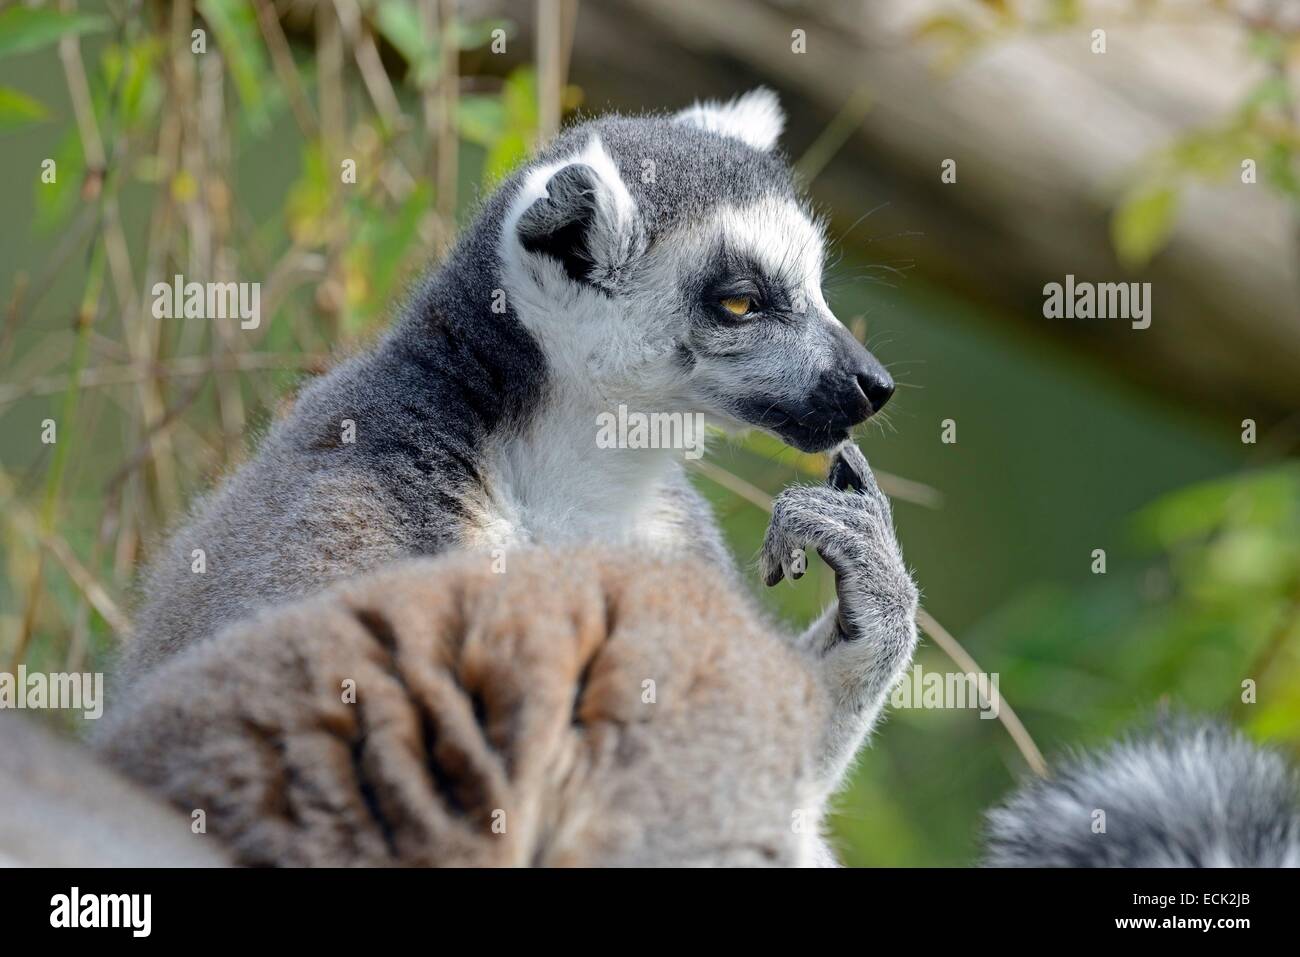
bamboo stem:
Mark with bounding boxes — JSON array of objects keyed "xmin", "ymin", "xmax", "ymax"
[{"xmin": 10, "ymin": 240, "xmax": 106, "ymax": 672}]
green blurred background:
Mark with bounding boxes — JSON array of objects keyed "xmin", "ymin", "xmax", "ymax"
[{"xmin": 1, "ymin": 0, "xmax": 1298, "ymax": 865}]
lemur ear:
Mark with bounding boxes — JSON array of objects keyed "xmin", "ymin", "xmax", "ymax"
[
  {"xmin": 515, "ymin": 163, "xmax": 601, "ymax": 284},
  {"xmin": 673, "ymin": 88, "xmax": 785, "ymax": 152},
  {"xmin": 514, "ymin": 139, "xmax": 641, "ymax": 289}
]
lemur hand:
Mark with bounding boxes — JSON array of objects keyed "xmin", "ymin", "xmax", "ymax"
[
  {"xmin": 760, "ymin": 442, "xmax": 917, "ymax": 640},
  {"xmin": 760, "ymin": 441, "xmax": 919, "ymax": 793}
]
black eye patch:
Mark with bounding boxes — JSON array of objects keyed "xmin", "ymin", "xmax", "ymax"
[{"xmin": 698, "ymin": 261, "xmax": 789, "ymax": 323}]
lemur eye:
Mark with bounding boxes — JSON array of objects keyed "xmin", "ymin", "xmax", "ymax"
[{"xmin": 720, "ymin": 296, "xmax": 754, "ymax": 316}]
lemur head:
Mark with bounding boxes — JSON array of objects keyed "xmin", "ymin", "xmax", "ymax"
[{"xmin": 498, "ymin": 88, "xmax": 893, "ymax": 454}]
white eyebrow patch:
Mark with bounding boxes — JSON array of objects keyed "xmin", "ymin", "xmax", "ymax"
[{"xmin": 681, "ymin": 197, "xmax": 830, "ymax": 313}]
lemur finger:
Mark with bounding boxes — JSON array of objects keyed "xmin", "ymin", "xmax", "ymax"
[
  {"xmin": 789, "ymin": 496, "xmax": 892, "ymax": 581},
  {"xmin": 765, "ymin": 490, "xmax": 856, "ymax": 581},
  {"xmin": 769, "ymin": 546, "xmax": 807, "ymax": 584},
  {"xmin": 764, "ymin": 482, "xmax": 895, "ymax": 588},
  {"xmin": 760, "ymin": 522, "xmax": 789, "ymax": 587},
  {"xmin": 761, "ymin": 498, "xmax": 811, "ymax": 586}
]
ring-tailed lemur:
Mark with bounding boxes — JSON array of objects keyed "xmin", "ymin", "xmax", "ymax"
[
  {"xmin": 987, "ymin": 716, "xmax": 1300, "ymax": 867},
  {"xmin": 121, "ymin": 90, "xmax": 919, "ymax": 815}
]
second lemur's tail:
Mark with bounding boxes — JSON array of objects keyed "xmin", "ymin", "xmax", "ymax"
[{"xmin": 985, "ymin": 717, "xmax": 1300, "ymax": 867}]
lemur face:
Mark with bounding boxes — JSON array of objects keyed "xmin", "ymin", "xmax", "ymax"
[
  {"xmin": 660, "ymin": 195, "xmax": 894, "ymax": 454},
  {"xmin": 499, "ymin": 89, "xmax": 893, "ymax": 454}
]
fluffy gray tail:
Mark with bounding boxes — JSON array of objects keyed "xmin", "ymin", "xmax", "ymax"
[{"xmin": 985, "ymin": 717, "xmax": 1300, "ymax": 867}]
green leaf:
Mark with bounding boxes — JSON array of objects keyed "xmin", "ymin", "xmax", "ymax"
[
  {"xmin": 1133, "ymin": 465, "xmax": 1300, "ymax": 549},
  {"xmin": 457, "ymin": 94, "xmax": 505, "ymax": 146},
  {"xmin": 502, "ymin": 66, "xmax": 538, "ymax": 123},
  {"xmin": 0, "ymin": 86, "xmax": 48, "ymax": 133},
  {"xmin": 455, "ymin": 18, "xmax": 513, "ymax": 51},
  {"xmin": 1164, "ymin": 125, "xmax": 1250, "ymax": 178},
  {"xmin": 1261, "ymin": 140, "xmax": 1300, "ymax": 200},
  {"xmin": 909, "ymin": 14, "xmax": 985, "ymax": 70},
  {"xmin": 373, "ymin": 0, "xmax": 437, "ymax": 83},
  {"xmin": 1111, "ymin": 185, "xmax": 1178, "ymax": 269},
  {"xmin": 0, "ymin": 7, "xmax": 109, "ymax": 61},
  {"xmin": 1246, "ymin": 30, "xmax": 1285, "ymax": 64},
  {"xmin": 1242, "ymin": 75, "xmax": 1290, "ymax": 114},
  {"xmin": 373, "ymin": 0, "xmax": 423, "ymax": 61},
  {"xmin": 102, "ymin": 38, "xmax": 164, "ymax": 130},
  {"xmin": 481, "ymin": 67, "xmax": 538, "ymax": 185},
  {"xmin": 1046, "ymin": 0, "xmax": 1082, "ymax": 24},
  {"xmin": 285, "ymin": 143, "xmax": 331, "ymax": 246},
  {"xmin": 373, "ymin": 5, "xmax": 511, "ymax": 80},
  {"xmin": 35, "ymin": 129, "xmax": 83, "ymax": 231},
  {"xmin": 345, "ymin": 182, "xmax": 432, "ymax": 326}
]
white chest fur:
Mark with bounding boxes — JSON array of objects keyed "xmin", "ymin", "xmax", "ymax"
[{"xmin": 471, "ymin": 404, "xmax": 690, "ymax": 553}]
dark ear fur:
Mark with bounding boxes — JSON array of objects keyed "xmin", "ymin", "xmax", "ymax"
[{"xmin": 516, "ymin": 164, "xmax": 599, "ymax": 283}]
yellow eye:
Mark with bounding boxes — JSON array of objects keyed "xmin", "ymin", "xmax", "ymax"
[{"xmin": 720, "ymin": 296, "xmax": 753, "ymax": 316}]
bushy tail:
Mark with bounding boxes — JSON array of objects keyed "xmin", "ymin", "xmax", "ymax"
[{"xmin": 985, "ymin": 717, "xmax": 1300, "ymax": 867}]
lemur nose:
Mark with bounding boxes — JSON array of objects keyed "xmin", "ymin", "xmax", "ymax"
[{"xmin": 855, "ymin": 369, "xmax": 895, "ymax": 414}]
